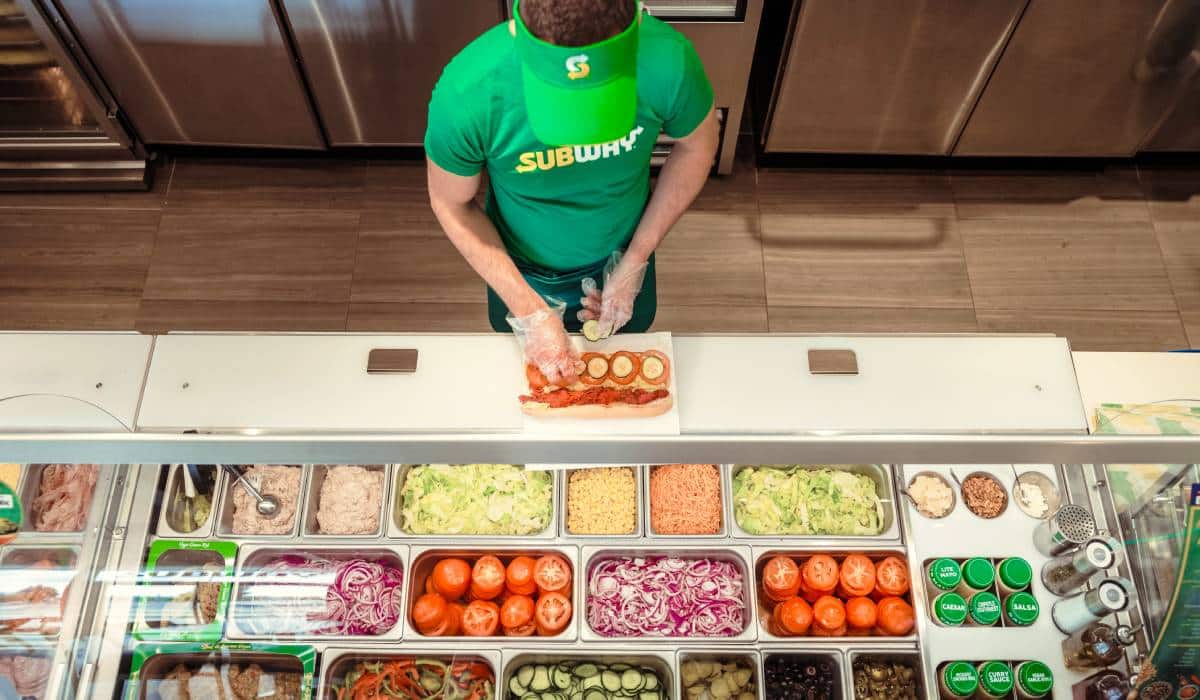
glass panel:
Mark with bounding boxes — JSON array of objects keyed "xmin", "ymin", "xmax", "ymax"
[{"xmin": 0, "ymin": 0, "xmax": 100, "ymax": 135}]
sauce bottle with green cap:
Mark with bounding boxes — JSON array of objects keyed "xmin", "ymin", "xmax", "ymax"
[
  {"xmin": 968, "ymin": 591, "xmax": 1002, "ymax": 627},
  {"xmin": 997, "ymin": 557, "xmax": 1033, "ymax": 596},
  {"xmin": 932, "ymin": 591, "xmax": 969, "ymax": 626},
  {"xmin": 957, "ymin": 557, "xmax": 996, "ymax": 598},
  {"xmin": 1014, "ymin": 661, "xmax": 1054, "ymax": 699},
  {"xmin": 939, "ymin": 662, "xmax": 979, "ymax": 699},
  {"xmin": 1003, "ymin": 591, "xmax": 1040, "ymax": 626},
  {"xmin": 927, "ymin": 557, "xmax": 963, "ymax": 594},
  {"xmin": 974, "ymin": 661, "xmax": 1014, "ymax": 700}
]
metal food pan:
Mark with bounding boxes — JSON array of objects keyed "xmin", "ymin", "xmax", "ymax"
[
  {"xmin": 388, "ymin": 464, "xmax": 558, "ymax": 541},
  {"xmin": 560, "ymin": 465, "xmax": 644, "ymax": 539},
  {"xmin": 226, "ymin": 542, "xmax": 408, "ymax": 642},
  {"xmin": 728, "ymin": 464, "xmax": 901, "ymax": 543},
  {"xmin": 155, "ymin": 464, "xmax": 223, "ymax": 540},
  {"xmin": 132, "ymin": 545, "xmax": 228, "ymax": 639},
  {"xmin": 16, "ymin": 463, "xmax": 101, "ymax": 538},
  {"xmin": 845, "ymin": 647, "xmax": 925, "ymax": 700},
  {"xmin": 752, "ymin": 547, "xmax": 917, "ymax": 644},
  {"xmin": 301, "ymin": 464, "xmax": 389, "ymax": 539},
  {"xmin": 760, "ymin": 647, "xmax": 849, "ymax": 700},
  {"xmin": 131, "ymin": 649, "xmax": 307, "ymax": 700},
  {"xmin": 677, "ymin": 647, "xmax": 764, "ymax": 700},
  {"xmin": 406, "ymin": 545, "xmax": 579, "ymax": 642},
  {"xmin": 643, "ymin": 464, "xmax": 731, "ymax": 539},
  {"xmin": 319, "ymin": 647, "xmax": 502, "ymax": 700},
  {"xmin": 216, "ymin": 465, "xmax": 306, "ymax": 540},
  {"xmin": 0, "ymin": 545, "xmax": 79, "ymax": 638},
  {"xmin": 501, "ymin": 648, "xmax": 677, "ymax": 700},
  {"xmin": 580, "ymin": 544, "xmax": 757, "ymax": 644}
]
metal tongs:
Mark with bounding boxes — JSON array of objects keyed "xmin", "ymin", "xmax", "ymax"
[{"xmin": 222, "ymin": 464, "xmax": 280, "ymax": 519}]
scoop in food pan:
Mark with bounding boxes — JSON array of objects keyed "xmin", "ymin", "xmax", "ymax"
[{"xmin": 222, "ymin": 464, "xmax": 281, "ymax": 519}]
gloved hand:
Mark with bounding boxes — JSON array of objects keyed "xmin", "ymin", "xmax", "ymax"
[
  {"xmin": 508, "ymin": 298, "xmax": 584, "ymax": 386},
  {"xmin": 578, "ymin": 251, "xmax": 648, "ymax": 338}
]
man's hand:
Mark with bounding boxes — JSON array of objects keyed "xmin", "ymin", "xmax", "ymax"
[
  {"xmin": 579, "ymin": 252, "xmax": 648, "ymax": 338},
  {"xmin": 509, "ymin": 300, "xmax": 584, "ymax": 386}
]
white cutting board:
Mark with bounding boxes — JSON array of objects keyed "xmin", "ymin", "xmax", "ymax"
[{"xmin": 522, "ymin": 332, "xmax": 680, "ymax": 436}]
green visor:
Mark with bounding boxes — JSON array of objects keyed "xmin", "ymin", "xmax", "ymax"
[{"xmin": 514, "ymin": 0, "xmax": 640, "ymax": 147}]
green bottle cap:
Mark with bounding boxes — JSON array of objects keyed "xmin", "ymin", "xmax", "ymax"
[
  {"xmin": 1016, "ymin": 661, "xmax": 1054, "ymax": 698},
  {"xmin": 969, "ymin": 591, "xmax": 1002, "ymax": 626},
  {"xmin": 1004, "ymin": 591, "xmax": 1040, "ymax": 626},
  {"xmin": 977, "ymin": 661, "xmax": 1014, "ymax": 696},
  {"xmin": 998, "ymin": 557, "xmax": 1032, "ymax": 590},
  {"xmin": 961, "ymin": 557, "xmax": 996, "ymax": 590},
  {"xmin": 928, "ymin": 558, "xmax": 963, "ymax": 591},
  {"xmin": 941, "ymin": 662, "xmax": 979, "ymax": 697},
  {"xmin": 933, "ymin": 592, "xmax": 968, "ymax": 626}
]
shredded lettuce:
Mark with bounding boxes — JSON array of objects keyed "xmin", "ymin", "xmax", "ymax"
[
  {"xmin": 733, "ymin": 465, "xmax": 884, "ymax": 535},
  {"xmin": 400, "ymin": 464, "xmax": 552, "ymax": 535}
]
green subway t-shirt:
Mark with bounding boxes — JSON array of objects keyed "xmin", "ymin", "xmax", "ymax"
[{"xmin": 425, "ymin": 15, "xmax": 714, "ymax": 272}]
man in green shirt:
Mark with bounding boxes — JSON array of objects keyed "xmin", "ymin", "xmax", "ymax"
[{"xmin": 426, "ymin": 0, "xmax": 718, "ymax": 385}]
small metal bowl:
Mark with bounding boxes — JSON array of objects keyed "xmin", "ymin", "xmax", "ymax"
[
  {"xmin": 1013, "ymin": 471, "xmax": 1061, "ymax": 520},
  {"xmin": 959, "ymin": 471, "xmax": 1008, "ymax": 519},
  {"xmin": 904, "ymin": 471, "xmax": 956, "ymax": 519}
]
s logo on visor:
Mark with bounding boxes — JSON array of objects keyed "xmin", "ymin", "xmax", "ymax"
[{"xmin": 566, "ymin": 54, "xmax": 590, "ymax": 80}]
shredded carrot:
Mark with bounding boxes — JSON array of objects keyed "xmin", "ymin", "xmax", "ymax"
[{"xmin": 650, "ymin": 464, "xmax": 723, "ymax": 534}]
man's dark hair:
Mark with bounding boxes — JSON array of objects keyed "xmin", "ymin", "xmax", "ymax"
[{"xmin": 520, "ymin": 0, "xmax": 637, "ymax": 47}]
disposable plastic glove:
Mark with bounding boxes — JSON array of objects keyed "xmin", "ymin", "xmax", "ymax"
[
  {"xmin": 507, "ymin": 297, "xmax": 583, "ymax": 386},
  {"xmin": 578, "ymin": 251, "xmax": 648, "ymax": 338}
]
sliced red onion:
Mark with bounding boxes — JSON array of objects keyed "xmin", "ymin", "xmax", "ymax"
[{"xmin": 587, "ymin": 556, "xmax": 745, "ymax": 637}]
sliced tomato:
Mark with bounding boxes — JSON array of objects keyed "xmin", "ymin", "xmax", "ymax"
[
  {"xmin": 506, "ymin": 556, "xmax": 538, "ymax": 596},
  {"xmin": 845, "ymin": 596, "xmax": 877, "ymax": 630},
  {"xmin": 525, "ymin": 364, "xmax": 549, "ymax": 390},
  {"xmin": 606, "ymin": 351, "xmax": 640, "ymax": 385},
  {"xmin": 812, "ymin": 595, "xmax": 846, "ymax": 631},
  {"xmin": 534, "ymin": 591, "xmax": 572, "ymax": 633},
  {"xmin": 471, "ymin": 555, "xmax": 506, "ymax": 597},
  {"xmin": 499, "ymin": 594, "xmax": 535, "ymax": 629},
  {"xmin": 533, "ymin": 555, "xmax": 572, "ymax": 594},
  {"xmin": 775, "ymin": 597, "xmax": 813, "ymax": 636},
  {"xmin": 411, "ymin": 592, "xmax": 447, "ymax": 634},
  {"xmin": 580, "ymin": 353, "xmax": 610, "ymax": 386},
  {"xmin": 874, "ymin": 556, "xmax": 910, "ymax": 597},
  {"xmin": 875, "ymin": 596, "xmax": 914, "ymax": 636},
  {"xmin": 461, "ymin": 600, "xmax": 500, "ymax": 637},
  {"xmin": 762, "ymin": 556, "xmax": 801, "ymax": 600},
  {"xmin": 432, "ymin": 558, "xmax": 472, "ymax": 600},
  {"xmin": 504, "ymin": 621, "xmax": 536, "ymax": 636},
  {"xmin": 638, "ymin": 350, "xmax": 670, "ymax": 385},
  {"xmin": 812, "ymin": 622, "xmax": 847, "ymax": 637},
  {"xmin": 425, "ymin": 602, "xmax": 463, "ymax": 636},
  {"xmin": 802, "ymin": 555, "xmax": 839, "ymax": 593},
  {"xmin": 839, "ymin": 554, "xmax": 876, "ymax": 598}
]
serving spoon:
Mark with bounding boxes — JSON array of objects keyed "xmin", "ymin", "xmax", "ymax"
[{"xmin": 222, "ymin": 464, "xmax": 280, "ymax": 519}]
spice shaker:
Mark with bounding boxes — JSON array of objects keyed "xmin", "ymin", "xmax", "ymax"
[
  {"xmin": 1033, "ymin": 504, "xmax": 1096, "ymax": 557},
  {"xmin": 1051, "ymin": 578, "xmax": 1133, "ymax": 635},
  {"xmin": 1061, "ymin": 621, "xmax": 1139, "ymax": 670},
  {"xmin": 1041, "ymin": 536, "xmax": 1122, "ymax": 596}
]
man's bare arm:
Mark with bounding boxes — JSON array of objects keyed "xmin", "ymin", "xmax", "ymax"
[
  {"xmin": 624, "ymin": 108, "xmax": 721, "ymax": 264},
  {"xmin": 426, "ymin": 159, "xmax": 547, "ymax": 318}
]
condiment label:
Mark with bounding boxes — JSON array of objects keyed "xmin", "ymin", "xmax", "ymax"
[
  {"xmin": 126, "ymin": 642, "xmax": 316, "ymax": 700},
  {"xmin": 934, "ymin": 593, "xmax": 968, "ymax": 625},
  {"xmin": 941, "ymin": 662, "xmax": 978, "ymax": 696},
  {"xmin": 1017, "ymin": 662, "xmax": 1054, "ymax": 696},
  {"xmin": 928, "ymin": 558, "xmax": 962, "ymax": 590},
  {"xmin": 133, "ymin": 539, "xmax": 238, "ymax": 643},
  {"xmin": 977, "ymin": 662, "xmax": 1014, "ymax": 694},
  {"xmin": 969, "ymin": 593, "xmax": 1002, "ymax": 625},
  {"xmin": 1004, "ymin": 592, "xmax": 1040, "ymax": 626}
]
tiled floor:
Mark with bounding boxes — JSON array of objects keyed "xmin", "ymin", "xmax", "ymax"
[{"xmin": 0, "ymin": 149, "xmax": 1196, "ymax": 351}]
